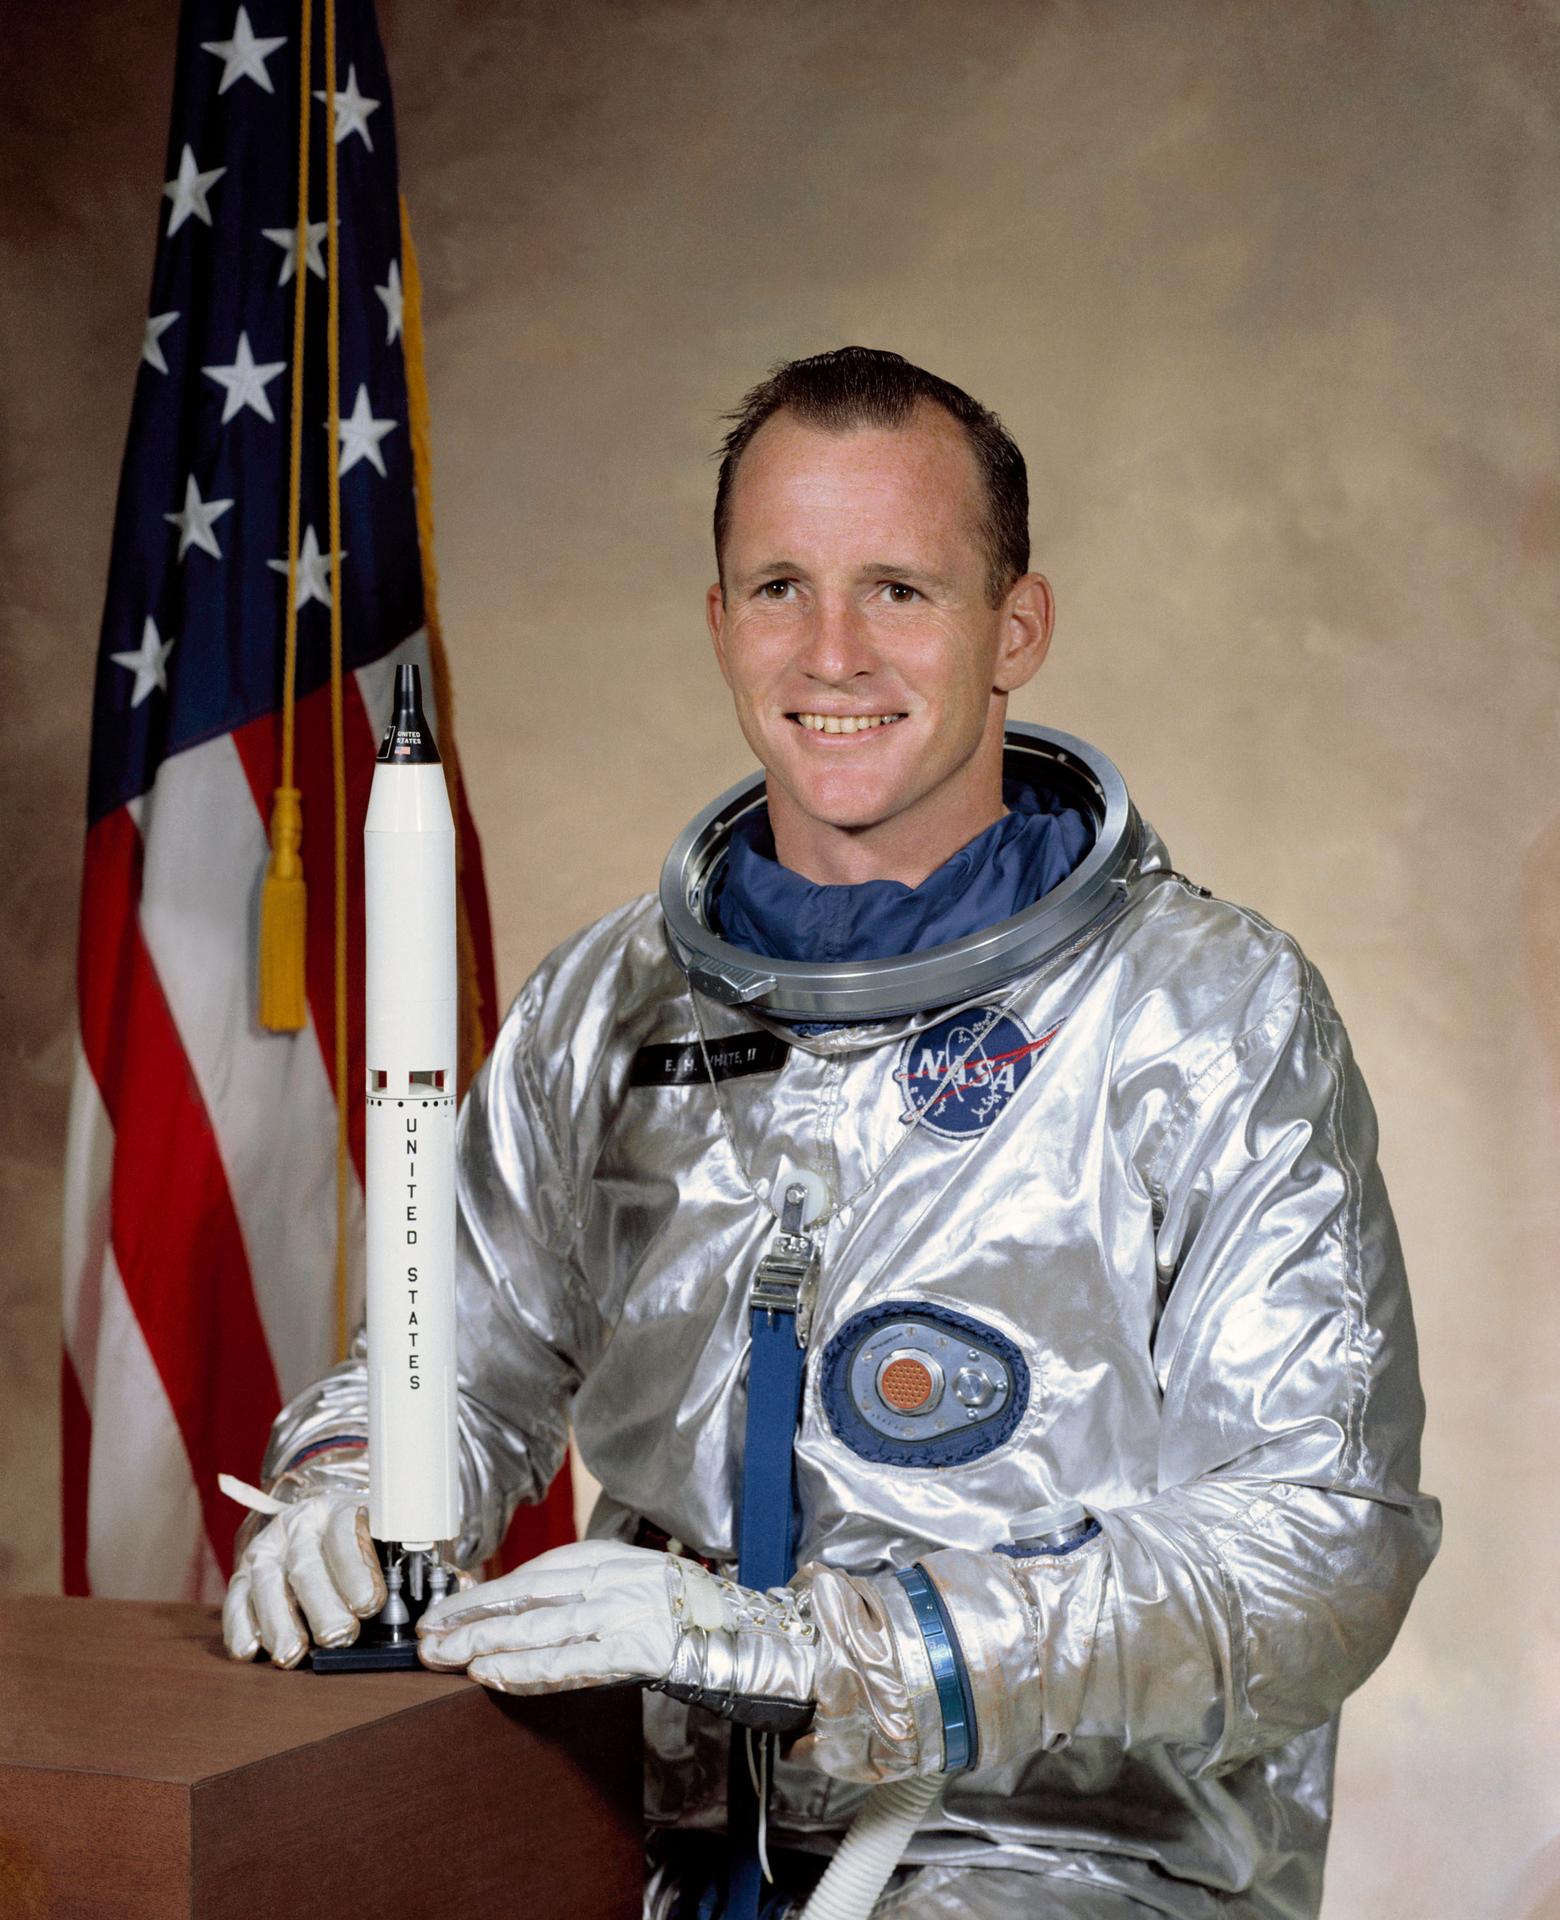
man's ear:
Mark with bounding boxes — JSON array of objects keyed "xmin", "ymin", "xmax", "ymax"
[
  {"xmin": 707, "ymin": 581, "xmax": 732, "ymax": 686},
  {"xmin": 993, "ymin": 572, "xmax": 1055, "ymax": 694}
]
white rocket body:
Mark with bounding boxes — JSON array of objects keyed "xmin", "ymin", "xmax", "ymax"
[{"xmin": 363, "ymin": 666, "xmax": 460, "ymax": 1551}]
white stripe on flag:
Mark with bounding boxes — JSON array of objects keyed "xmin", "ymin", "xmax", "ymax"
[
  {"xmin": 137, "ymin": 734, "xmax": 362, "ymax": 1401},
  {"xmin": 193, "ymin": 1527, "xmax": 227, "ymax": 1606},
  {"xmin": 87, "ymin": 1246, "xmax": 210, "ymax": 1601},
  {"xmin": 61, "ymin": 1039, "xmax": 113, "ymax": 1407}
]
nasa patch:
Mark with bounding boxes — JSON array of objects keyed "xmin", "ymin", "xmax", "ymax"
[{"xmin": 896, "ymin": 1008, "xmax": 1061, "ymax": 1141}]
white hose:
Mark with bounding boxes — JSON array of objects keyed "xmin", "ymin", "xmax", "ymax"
[{"xmin": 797, "ymin": 1773, "xmax": 945, "ymax": 1920}]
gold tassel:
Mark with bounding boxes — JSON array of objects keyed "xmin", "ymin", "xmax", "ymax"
[{"xmin": 259, "ymin": 785, "xmax": 308, "ymax": 1031}]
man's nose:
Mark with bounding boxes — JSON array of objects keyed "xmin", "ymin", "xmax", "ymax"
[{"xmin": 797, "ymin": 595, "xmax": 879, "ymax": 683}]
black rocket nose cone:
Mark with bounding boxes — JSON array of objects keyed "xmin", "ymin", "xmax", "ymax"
[{"xmin": 377, "ymin": 662, "xmax": 442, "ymax": 764}]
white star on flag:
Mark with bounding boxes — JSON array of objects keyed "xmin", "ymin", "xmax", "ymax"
[
  {"xmin": 200, "ymin": 7, "xmax": 286, "ymax": 94},
  {"xmin": 202, "ymin": 332, "xmax": 287, "ymax": 425},
  {"xmin": 164, "ymin": 145, "xmax": 227, "ymax": 237},
  {"xmin": 375, "ymin": 260, "xmax": 404, "ymax": 345},
  {"xmin": 164, "ymin": 474, "xmax": 235, "ymax": 562},
  {"xmin": 110, "ymin": 616, "xmax": 176, "ymax": 708},
  {"xmin": 262, "ymin": 219, "xmax": 329, "ymax": 286},
  {"xmin": 268, "ymin": 524, "xmax": 346, "ymax": 609},
  {"xmin": 315, "ymin": 64, "xmax": 380, "ymax": 149},
  {"xmin": 334, "ymin": 384, "xmax": 397, "ymax": 478},
  {"xmin": 141, "ymin": 311, "xmax": 180, "ymax": 375}
]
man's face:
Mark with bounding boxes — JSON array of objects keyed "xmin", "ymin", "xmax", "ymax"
[{"xmin": 707, "ymin": 404, "xmax": 1052, "ymax": 880}]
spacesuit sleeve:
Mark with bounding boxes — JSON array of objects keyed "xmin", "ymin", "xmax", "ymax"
[
  {"xmin": 260, "ymin": 974, "xmax": 605, "ymax": 1569},
  {"xmin": 792, "ymin": 959, "xmax": 1442, "ymax": 1783}
]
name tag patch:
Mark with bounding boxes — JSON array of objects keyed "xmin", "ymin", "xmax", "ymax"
[
  {"xmin": 896, "ymin": 1008, "xmax": 1061, "ymax": 1140},
  {"xmin": 629, "ymin": 1029, "xmax": 790, "ymax": 1088}
]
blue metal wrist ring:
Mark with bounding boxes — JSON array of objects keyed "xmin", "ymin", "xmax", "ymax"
[{"xmin": 894, "ymin": 1564, "xmax": 978, "ymax": 1773}]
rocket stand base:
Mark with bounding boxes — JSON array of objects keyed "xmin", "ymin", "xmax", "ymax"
[
  {"xmin": 310, "ymin": 1629, "xmax": 424, "ymax": 1674},
  {"xmin": 308, "ymin": 1541, "xmax": 447, "ymax": 1672}
]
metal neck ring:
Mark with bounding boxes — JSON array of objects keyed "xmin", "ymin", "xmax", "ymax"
[{"xmin": 658, "ymin": 723, "xmax": 1138, "ymax": 1024}]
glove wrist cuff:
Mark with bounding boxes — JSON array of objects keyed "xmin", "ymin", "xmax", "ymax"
[
  {"xmin": 235, "ymin": 1445, "xmax": 372, "ymax": 1560},
  {"xmin": 267, "ymin": 1438, "xmax": 370, "ymax": 1497},
  {"xmin": 651, "ymin": 1560, "xmax": 816, "ymax": 1734}
]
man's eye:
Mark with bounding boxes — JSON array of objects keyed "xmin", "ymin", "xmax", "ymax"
[
  {"xmin": 759, "ymin": 579, "xmax": 794, "ymax": 599},
  {"xmin": 881, "ymin": 581, "xmax": 920, "ymax": 604}
]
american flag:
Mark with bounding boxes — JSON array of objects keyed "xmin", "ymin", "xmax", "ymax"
[{"xmin": 63, "ymin": 0, "xmax": 571, "ymax": 1600}]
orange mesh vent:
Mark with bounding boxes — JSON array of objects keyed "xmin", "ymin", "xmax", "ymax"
[{"xmin": 880, "ymin": 1357, "xmax": 935, "ymax": 1412}]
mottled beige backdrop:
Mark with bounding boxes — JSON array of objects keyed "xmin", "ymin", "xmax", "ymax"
[{"xmin": 3, "ymin": 2, "xmax": 1557, "ymax": 1914}]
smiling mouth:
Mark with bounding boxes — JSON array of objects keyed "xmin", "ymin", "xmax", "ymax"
[{"xmin": 789, "ymin": 712, "xmax": 908, "ymax": 735}]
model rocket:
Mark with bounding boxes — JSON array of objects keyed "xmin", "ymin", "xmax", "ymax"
[{"xmin": 364, "ymin": 663, "xmax": 460, "ymax": 1558}]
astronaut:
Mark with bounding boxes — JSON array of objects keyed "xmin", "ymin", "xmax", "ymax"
[{"xmin": 224, "ymin": 347, "xmax": 1440, "ymax": 1918}]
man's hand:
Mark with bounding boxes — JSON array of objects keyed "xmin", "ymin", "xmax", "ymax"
[
  {"xmin": 222, "ymin": 1492, "xmax": 386, "ymax": 1667},
  {"xmin": 417, "ymin": 1540, "xmax": 816, "ymax": 1732}
]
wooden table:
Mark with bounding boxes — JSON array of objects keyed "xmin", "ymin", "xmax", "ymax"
[{"xmin": 0, "ymin": 1596, "xmax": 645, "ymax": 1918}]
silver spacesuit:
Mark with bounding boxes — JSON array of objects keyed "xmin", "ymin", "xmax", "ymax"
[{"xmin": 264, "ymin": 726, "xmax": 1439, "ymax": 1918}]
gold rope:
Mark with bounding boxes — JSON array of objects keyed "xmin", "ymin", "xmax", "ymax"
[
  {"xmin": 323, "ymin": 0, "xmax": 350, "ymax": 1362},
  {"xmin": 399, "ymin": 198, "xmax": 489, "ymax": 1093},
  {"xmin": 257, "ymin": 0, "xmax": 315, "ymax": 1032}
]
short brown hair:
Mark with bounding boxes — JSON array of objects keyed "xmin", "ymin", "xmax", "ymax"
[{"xmin": 713, "ymin": 346, "xmax": 1029, "ymax": 606}]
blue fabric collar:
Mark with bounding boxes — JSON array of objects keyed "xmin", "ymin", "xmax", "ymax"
[{"xmin": 709, "ymin": 780, "xmax": 1092, "ymax": 965}]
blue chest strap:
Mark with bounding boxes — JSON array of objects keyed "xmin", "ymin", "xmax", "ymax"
[{"xmin": 727, "ymin": 1187, "xmax": 817, "ymax": 1919}]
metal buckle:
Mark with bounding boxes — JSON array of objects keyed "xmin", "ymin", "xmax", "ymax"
[{"xmin": 749, "ymin": 1185, "xmax": 820, "ymax": 1345}]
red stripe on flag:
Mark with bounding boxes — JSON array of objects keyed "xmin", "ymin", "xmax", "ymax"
[
  {"xmin": 61, "ymin": 1348, "xmax": 92, "ymax": 1596},
  {"xmin": 77, "ymin": 808, "xmax": 282, "ymax": 1577}
]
